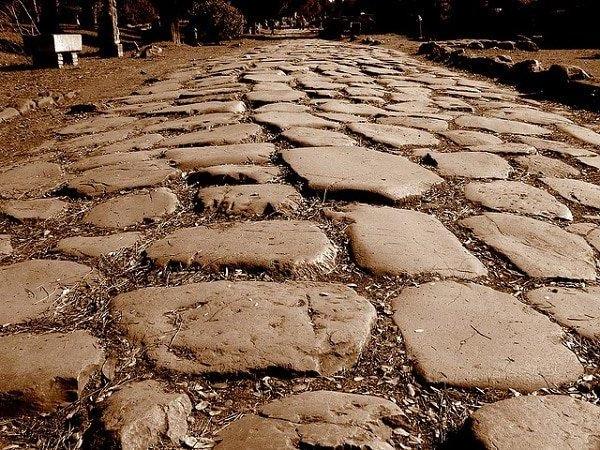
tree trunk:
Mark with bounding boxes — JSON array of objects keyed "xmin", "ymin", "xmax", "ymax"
[
  {"xmin": 80, "ymin": 0, "xmax": 98, "ymax": 28},
  {"xmin": 169, "ymin": 17, "xmax": 181, "ymax": 44},
  {"xmin": 39, "ymin": 0, "xmax": 60, "ymax": 34},
  {"xmin": 157, "ymin": 5, "xmax": 181, "ymax": 44},
  {"xmin": 99, "ymin": 0, "xmax": 123, "ymax": 57}
]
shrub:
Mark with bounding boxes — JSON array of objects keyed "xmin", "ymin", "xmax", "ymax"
[{"xmin": 190, "ymin": 0, "xmax": 244, "ymax": 42}]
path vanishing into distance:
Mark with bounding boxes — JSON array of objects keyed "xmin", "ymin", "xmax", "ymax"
[{"xmin": 1, "ymin": 39, "xmax": 600, "ymax": 449}]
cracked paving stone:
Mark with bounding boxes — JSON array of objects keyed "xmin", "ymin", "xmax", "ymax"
[
  {"xmin": 518, "ymin": 136, "xmax": 597, "ymax": 157},
  {"xmin": 314, "ymin": 112, "xmax": 367, "ymax": 123},
  {"xmin": 112, "ymin": 281, "xmax": 374, "ymax": 375},
  {"xmin": 464, "ymin": 180, "xmax": 573, "ymax": 220},
  {"xmin": 281, "ymin": 146, "xmax": 443, "ymax": 202},
  {"xmin": 557, "ymin": 123, "xmax": 600, "ymax": 146},
  {"xmin": 514, "ymin": 154, "xmax": 581, "ymax": 178},
  {"xmin": 441, "ymin": 130, "xmax": 502, "ymax": 147},
  {"xmin": 567, "ymin": 222, "xmax": 600, "ymax": 252},
  {"xmin": 68, "ymin": 149, "xmax": 162, "ymax": 172},
  {"xmin": 246, "ymin": 89, "xmax": 307, "ymax": 103},
  {"xmin": 164, "ymin": 143, "xmax": 273, "ymax": 171},
  {"xmin": 56, "ymin": 232, "xmax": 143, "ymax": 259},
  {"xmin": 326, "ymin": 204, "xmax": 487, "ymax": 279},
  {"xmin": 0, "ymin": 259, "xmax": 97, "ymax": 325},
  {"xmin": 196, "ymin": 184, "xmax": 302, "ymax": 216},
  {"xmin": 56, "ymin": 116, "xmax": 137, "ymax": 135},
  {"xmin": 541, "ymin": 177, "xmax": 600, "ymax": 210},
  {"xmin": 93, "ymin": 134, "xmax": 165, "ymax": 155},
  {"xmin": 189, "ymin": 164, "xmax": 280, "ymax": 185},
  {"xmin": 0, "ymin": 331, "xmax": 105, "ymax": 413},
  {"xmin": 145, "ymin": 220, "xmax": 337, "ymax": 272},
  {"xmin": 143, "ymin": 113, "xmax": 241, "ymax": 133},
  {"xmin": 83, "ymin": 187, "xmax": 179, "ymax": 229},
  {"xmin": 0, "ymin": 162, "xmax": 64, "ymax": 199},
  {"xmin": 461, "ymin": 212, "xmax": 596, "ymax": 280},
  {"xmin": 253, "ymin": 112, "xmax": 339, "ymax": 130},
  {"xmin": 0, "ymin": 198, "xmax": 69, "ymax": 221},
  {"xmin": 468, "ymin": 395, "xmax": 600, "ymax": 449},
  {"xmin": 282, "ymin": 126, "xmax": 357, "ymax": 147},
  {"xmin": 348, "ymin": 122, "xmax": 439, "ymax": 148},
  {"xmin": 392, "ymin": 281, "xmax": 584, "ymax": 391},
  {"xmin": 161, "ymin": 123, "xmax": 263, "ymax": 147},
  {"xmin": 59, "ymin": 129, "xmax": 132, "ymax": 151},
  {"xmin": 214, "ymin": 391, "xmax": 402, "ymax": 450},
  {"xmin": 414, "ymin": 150, "xmax": 511, "ymax": 179}
]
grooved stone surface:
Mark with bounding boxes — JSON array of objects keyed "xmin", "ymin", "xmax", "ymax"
[
  {"xmin": 146, "ymin": 220, "xmax": 337, "ymax": 272},
  {"xmin": 392, "ymin": 281, "xmax": 583, "ymax": 391},
  {"xmin": 469, "ymin": 396, "xmax": 600, "ymax": 450},
  {"xmin": 112, "ymin": 282, "xmax": 375, "ymax": 375},
  {"xmin": 0, "ymin": 162, "xmax": 64, "ymax": 199},
  {"xmin": 215, "ymin": 391, "xmax": 402, "ymax": 450},
  {"xmin": 461, "ymin": 212, "xmax": 596, "ymax": 280}
]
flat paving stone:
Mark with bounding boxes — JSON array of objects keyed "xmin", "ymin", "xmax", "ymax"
[
  {"xmin": 464, "ymin": 181, "xmax": 573, "ymax": 220},
  {"xmin": 577, "ymin": 155, "xmax": 600, "ymax": 170},
  {"xmin": 146, "ymin": 220, "xmax": 337, "ymax": 272},
  {"xmin": 161, "ymin": 123, "xmax": 263, "ymax": 147},
  {"xmin": 518, "ymin": 136, "xmax": 597, "ymax": 157},
  {"xmin": 190, "ymin": 164, "xmax": 280, "ymax": 185},
  {"xmin": 567, "ymin": 222, "xmax": 600, "ymax": 252},
  {"xmin": 253, "ymin": 112, "xmax": 339, "ymax": 130},
  {"xmin": 441, "ymin": 130, "xmax": 502, "ymax": 147},
  {"xmin": 93, "ymin": 134, "xmax": 165, "ymax": 155},
  {"xmin": 0, "ymin": 198, "xmax": 69, "ymax": 221},
  {"xmin": 327, "ymin": 204, "xmax": 487, "ymax": 279},
  {"xmin": 0, "ymin": 259, "xmax": 96, "ymax": 325},
  {"xmin": 282, "ymin": 127, "xmax": 357, "ymax": 147},
  {"xmin": 542, "ymin": 177, "xmax": 600, "ymax": 209},
  {"xmin": 527, "ymin": 286, "xmax": 600, "ymax": 340},
  {"xmin": 0, "ymin": 331, "xmax": 105, "ymax": 413},
  {"xmin": 468, "ymin": 143, "xmax": 537, "ymax": 155},
  {"xmin": 468, "ymin": 395, "xmax": 600, "ymax": 449},
  {"xmin": 243, "ymin": 72, "xmax": 291, "ymax": 83},
  {"xmin": 377, "ymin": 115, "xmax": 449, "ymax": 132},
  {"xmin": 99, "ymin": 380, "xmax": 192, "ymax": 450},
  {"xmin": 143, "ymin": 113, "xmax": 240, "ymax": 132},
  {"xmin": 514, "ymin": 154, "xmax": 581, "ymax": 178},
  {"xmin": 59, "ymin": 129, "xmax": 131, "ymax": 151},
  {"xmin": 414, "ymin": 150, "xmax": 511, "ymax": 179},
  {"xmin": 84, "ymin": 187, "xmax": 179, "ymax": 229},
  {"xmin": 197, "ymin": 184, "xmax": 302, "ymax": 216},
  {"xmin": 348, "ymin": 123, "xmax": 439, "ymax": 148},
  {"xmin": 57, "ymin": 116, "xmax": 136, "ymax": 135},
  {"xmin": 386, "ymin": 101, "xmax": 438, "ymax": 114},
  {"xmin": 215, "ymin": 391, "xmax": 402, "ymax": 450},
  {"xmin": 455, "ymin": 115, "xmax": 551, "ymax": 135},
  {"xmin": 112, "ymin": 281, "xmax": 374, "ymax": 375},
  {"xmin": 0, "ymin": 235, "xmax": 12, "ymax": 256},
  {"xmin": 255, "ymin": 102, "xmax": 310, "ymax": 113},
  {"xmin": 489, "ymin": 108, "xmax": 572, "ymax": 126},
  {"xmin": 314, "ymin": 112, "xmax": 367, "ymax": 123},
  {"xmin": 164, "ymin": 143, "xmax": 273, "ymax": 171},
  {"xmin": 57, "ymin": 232, "xmax": 143, "ymax": 258},
  {"xmin": 281, "ymin": 146, "xmax": 443, "ymax": 202},
  {"xmin": 392, "ymin": 281, "xmax": 583, "ymax": 391},
  {"xmin": 246, "ymin": 89, "xmax": 307, "ymax": 103},
  {"xmin": 67, "ymin": 160, "xmax": 179, "ymax": 197},
  {"xmin": 461, "ymin": 212, "xmax": 596, "ymax": 280},
  {"xmin": 558, "ymin": 123, "xmax": 600, "ymax": 146},
  {"xmin": 148, "ymin": 100, "xmax": 246, "ymax": 116},
  {"xmin": 69, "ymin": 150, "xmax": 162, "ymax": 172},
  {"xmin": 318, "ymin": 100, "xmax": 388, "ymax": 116},
  {"xmin": 0, "ymin": 162, "xmax": 64, "ymax": 199}
]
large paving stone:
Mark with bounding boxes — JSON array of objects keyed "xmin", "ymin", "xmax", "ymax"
[
  {"xmin": 386, "ymin": 101, "xmax": 439, "ymax": 114},
  {"xmin": 281, "ymin": 146, "xmax": 443, "ymax": 202},
  {"xmin": 164, "ymin": 143, "xmax": 273, "ymax": 171},
  {"xmin": 143, "ymin": 113, "xmax": 240, "ymax": 132},
  {"xmin": 468, "ymin": 143, "xmax": 536, "ymax": 155},
  {"xmin": 148, "ymin": 100, "xmax": 246, "ymax": 116},
  {"xmin": 215, "ymin": 391, "xmax": 402, "ymax": 450},
  {"xmin": 468, "ymin": 396, "xmax": 600, "ymax": 449},
  {"xmin": 327, "ymin": 204, "xmax": 487, "ymax": 279},
  {"xmin": 246, "ymin": 89, "xmax": 307, "ymax": 103},
  {"xmin": 84, "ymin": 187, "xmax": 179, "ymax": 229},
  {"xmin": 282, "ymin": 127, "xmax": 357, "ymax": 147},
  {"xmin": 441, "ymin": 130, "xmax": 502, "ymax": 147},
  {"xmin": 0, "ymin": 162, "xmax": 64, "ymax": 199},
  {"xmin": 93, "ymin": 133, "xmax": 164, "ymax": 155},
  {"xmin": 59, "ymin": 129, "xmax": 131, "ymax": 151},
  {"xmin": 455, "ymin": 115, "xmax": 551, "ymax": 135},
  {"xmin": 518, "ymin": 136, "xmax": 597, "ymax": 157},
  {"xmin": 113, "ymin": 281, "xmax": 374, "ymax": 375},
  {"xmin": 542, "ymin": 177, "xmax": 600, "ymax": 210},
  {"xmin": 0, "ymin": 331, "xmax": 105, "ymax": 413},
  {"xmin": 377, "ymin": 115, "xmax": 449, "ymax": 132},
  {"xmin": 414, "ymin": 150, "xmax": 511, "ymax": 179},
  {"xmin": 57, "ymin": 116, "xmax": 137, "ymax": 135},
  {"xmin": 567, "ymin": 222, "xmax": 600, "ymax": 252},
  {"xmin": 461, "ymin": 212, "xmax": 596, "ymax": 280},
  {"xmin": 243, "ymin": 72, "xmax": 292, "ymax": 83},
  {"xmin": 255, "ymin": 102, "xmax": 310, "ymax": 113},
  {"xmin": 0, "ymin": 198, "xmax": 69, "ymax": 221},
  {"xmin": 514, "ymin": 154, "xmax": 581, "ymax": 178},
  {"xmin": 161, "ymin": 123, "xmax": 263, "ymax": 147},
  {"xmin": 57, "ymin": 232, "xmax": 143, "ymax": 258},
  {"xmin": 68, "ymin": 149, "xmax": 162, "ymax": 172},
  {"xmin": 489, "ymin": 107, "xmax": 572, "ymax": 125},
  {"xmin": 197, "ymin": 184, "xmax": 302, "ymax": 216},
  {"xmin": 392, "ymin": 281, "xmax": 583, "ymax": 391},
  {"xmin": 318, "ymin": 100, "xmax": 387, "ymax": 116},
  {"xmin": 464, "ymin": 181, "xmax": 572, "ymax": 220},
  {"xmin": 0, "ymin": 259, "xmax": 96, "ymax": 325},
  {"xmin": 99, "ymin": 381, "xmax": 192, "ymax": 450},
  {"xmin": 254, "ymin": 112, "xmax": 339, "ymax": 130},
  {"xmin": 146, "ymin": 220, "xmax": 337, "ymax": 272},
  {"xmin": 558, "ymin": 123, "xmax": 600, "ymax": 146},
  {"xmin": 527, "ymin": 286, "xmax": 600, "ymax": 340},
  {"xmin": 67, "ymin": 160, "xmax": 179, "ymax": 197},
  {"xmin": 189, "ymin": 164, "xmax": 280, "ymax": 185},
  {"xmin": 348, "ymin": 122, "xmax": 439, "ymax": 147}
]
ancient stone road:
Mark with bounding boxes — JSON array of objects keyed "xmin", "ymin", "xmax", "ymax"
[{"xmin": 1, "ymin": 40, "xmax": 600, "ymax": 449}]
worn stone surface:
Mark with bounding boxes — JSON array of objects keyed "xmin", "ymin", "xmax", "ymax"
[
  {"xmin": 392, "ymin": 281, "xmax": 583, "ymax": 391},
  {"xmin": 377, "ymin": 115, "xmax": 449, "ymax": 132},
  {"xmin": 468, "ymin": 143, "xmax": 536, "ymax": 155},
  {"xmin": 282, "ymin": 126, "xmax": 357, "ymax": 147},
  {"xmin": 100, "ymin": 380, "xmax": 192, "ymax": 450},
  {"xmin": 57, "ymin": 232, "xmax": 143, "ymax": 258},
  {"xmin": 144, "ymin": 113, "xmax": 240, "ymax": 132},
  {"xmin": 281, "ymin": 146, "xmax": 443, "ymax": 202},
  {"xmin": 489, "ymin": 108, "xmax": 573, "ymax": 125},
  {"xmin": 0, "ymin": 162, "xmax": 64, "ymax": 198},
  {"xmin": 0, "ymin": 234, "xmax": 12, "ymax": 256},
  {"xmin": 318, "ymin": 100, "xmax": 387, "ymax": 116},
  {"xmin": 146, "ymin": 220, "xmax": 337, "ymax": 272},
  {"xmin": 414, "ymin": 150, "xmax": 511, "ymax": 179},
  {"xmin": 84, "ymin": 187, "xmax": 179, "ymax": 229},
  {"xmin": 215, "ymin": 391, "xmax": 402, "ymax": 450},
  {"xmin": 464, "ymin": 181, "xmax": 572, "ymax": 220},
  {"xmin": 0, "ymin": 259, "xmax": 96, "ymax": 325},
  {"xmin": 197, "ymin": 184, "xmax": 301, "ymax": 216},
  {"xmin": 0, "ymin": 331, "xmax": 105, "ymax": 413},
  {"xmin": 327, "ymin": 204, "xmax": 487, "ymax": 279},
  {"xmin": 348, "ymin": 122, "xmax": 439, "ymax": 148},
  {"xmin": 542, "ymin": 177, "xmax": 600, "ymax": 209},
  {"xmin": 518, "ymin": 136, "xmax": 597, "ymax": 157},
  {"xmin": 69, "ymin": 150, "xmax": 162, "ymax": 172},
  {"xmin": 254, "ymin": 112, "xmax": 338, "ymax": 130},
  {"xmin": 190, "ymin": 164, "xmax": 281, "ymax": 185},
  {"xmin": 558, "ymin": 123, "xmax": 600, "ymax": 146},
  {"xmin": 527, "ymin": 286, "xmax": 600, "ymax": 340},
  {"xmin": 461, "ymin": 212, "xmax": 596, "ymax": 280},
  {"xmin": 112, "ymin": 281, "xmax": 374, "ymax": 375},
  {"xmin": 165, "ymin": 143, "xmax": 274, "ymax": 170},
  {"xmin": 0, "ymin": 198, "xmax": 68, "ymax": 221},
  {"xmin": 149, "ymin": 100, "xmax": 246, "ymax": 116},
  {"xmin": 246, "ymin": 89, "xmax": 307, "ymax": 103},
  {"xmin": 568, "ymin": 222, "xmax": 600, "ymax": 252},
  {"xmin": 514, "ymin": 154, "xmax": 581, "ymax": 178},
  {"xmin": 57, "ymin": 116, "xmax": 136, "ymax": 135},
  {"xmin": 161, "ymin": 123, "xmax": 262, "ymax": 147},
  {"xmin": 441, "ymin": 130, "xmax": 502, "ymax": 146},
  {"xmin": 469, "ymin": 396, "xmax": 600, "ymax": 449},
  {"xmin": 92, "ymin": 133, "xmax": 165, "ymax": 155}
]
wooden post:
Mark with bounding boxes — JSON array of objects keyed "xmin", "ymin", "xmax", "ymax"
[{"xmin": 99, "ymin": 0, "xmax": 123, "ymax": 57}]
